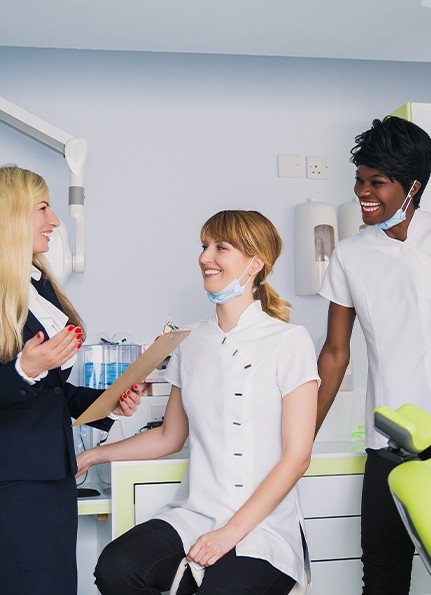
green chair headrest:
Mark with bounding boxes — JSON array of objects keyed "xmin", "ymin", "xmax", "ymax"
[{"xmin": 374, "ymin": 404, "xmax": 431, "ymax": 453}]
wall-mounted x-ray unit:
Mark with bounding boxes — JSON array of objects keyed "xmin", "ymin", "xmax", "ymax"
[{"xmin": 0, "ymin": 96, "xmax": 87, "ymax": 283}]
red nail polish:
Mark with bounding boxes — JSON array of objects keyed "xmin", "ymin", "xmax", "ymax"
[
  {"xmin": 77, "ymin": 343, "xmax": 82, "ymax": 349},
  {"xmin": 120, "ymin": 395, "xmax": 126, "ymax": 401},
  {"xmin": 74, "ymin": 327, "xmax": 82, "ymax": 334},
  {"xmin": 67, "ymin": 325, "xmax": 74, "ymax": 331},
  {"xmin": 76, "ymin": 333, "xmax": 83, "ymax": 340},
  {"xmin": 133, "ymin": 384, "xmax": 139, "ymax": 390},
  {"xmin": 126, "ymin": 390, "xmax": 131, "ymax": 396}
]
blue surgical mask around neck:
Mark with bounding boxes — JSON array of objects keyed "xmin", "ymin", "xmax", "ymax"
[
  {"xmin": 207, "ymin": 257, "xmax": 255, "ymax": 305},
  {"xmin": 377, "ymin": 180, "xmax": 417, "ymax": 231}
]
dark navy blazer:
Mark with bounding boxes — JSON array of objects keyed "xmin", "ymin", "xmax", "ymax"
[{"xmin": 0, "ymin": 277, "xmax": 113, "ymax": 481}]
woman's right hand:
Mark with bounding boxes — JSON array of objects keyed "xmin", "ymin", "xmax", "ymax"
[
  {"xmin": 20, "ymin": 325, "xmax": 82, "ymax": 378},
  {"xmin": 76, "ymin": 448, "xmax": 104, "ymax": 478},
  {"xmin": 76, "ymin": 450, "xmax": 92, "ymax": 478}
]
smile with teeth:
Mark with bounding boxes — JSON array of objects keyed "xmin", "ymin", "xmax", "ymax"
[
  {"xmin": 41, "ymin": 231, "xmax": 52, "ymax": 240},
  {"xmin": 360, "ymin": 201, "xmax": 381, "ymax": 213},
  {"xmin": 204, "ymin": 269, "xmax": 221, "ymax": 276}
]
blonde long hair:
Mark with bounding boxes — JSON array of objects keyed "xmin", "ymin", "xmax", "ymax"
[
  {"xmin": 0, "ymin": 165, "xmax": 84, "ymax": 363},
  {"xmin": 200, "ymin": 210, "xmax": 292, "ymax": 322}
]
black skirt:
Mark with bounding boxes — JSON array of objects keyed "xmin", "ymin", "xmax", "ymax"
[{"xmin": 0, "ymin": 475, "xmax": 78, "ymax": 595}]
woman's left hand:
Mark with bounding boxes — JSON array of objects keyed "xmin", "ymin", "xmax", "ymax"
[
  {"xmin": 187, "ymin": 526, "xmax": 240, "ymax": 567},
  {"xmin": 112, "ymin": 383, "xmax": 144, "ymax": 416}
]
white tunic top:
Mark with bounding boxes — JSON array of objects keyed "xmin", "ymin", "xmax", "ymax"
[
  {"xmin": 320, "ymin": 210, "xmax": 431, "ymax": 449},
  {"xmin": 156, "ymin": 301, "xmax": 319, "ymax": 584}
]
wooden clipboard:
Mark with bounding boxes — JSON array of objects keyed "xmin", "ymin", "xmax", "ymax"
[{"xmin": 72, "ymin": 329, "xmax": 190, "ymax": 426}]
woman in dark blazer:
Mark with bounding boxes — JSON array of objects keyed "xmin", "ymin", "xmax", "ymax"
[{"xmin": 0, "ymin": 165, "xmax": 142, "ymax": 595}]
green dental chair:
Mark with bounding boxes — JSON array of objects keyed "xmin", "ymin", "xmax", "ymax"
[{"xmin": 374, "ymin": 404, "xmax": 431, "ymax": 575}]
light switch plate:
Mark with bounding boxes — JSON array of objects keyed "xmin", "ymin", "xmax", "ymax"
[{"xmin": 277, "ymin": 154, "xmax": 301, "ymax": 178}]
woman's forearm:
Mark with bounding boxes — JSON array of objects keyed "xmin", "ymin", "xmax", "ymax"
[
  {"xmin": 79, "ymin": 387, "xmax": 189, "ymax": 470},
  {"xmin": 316, "ymin": 344, "xmax": 350, "ymax": 434},
  {"xmin": 224, "ymin": 450, "xmax": 311, "ymax": 542},
  {"xmin": 82, "ymin": 425, "xmax": 186, "ymax": 467}
]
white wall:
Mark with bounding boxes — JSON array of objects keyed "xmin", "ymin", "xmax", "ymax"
[{"xmin": 2, "ymin": 48, "xmax": 431, "ymax": 390}]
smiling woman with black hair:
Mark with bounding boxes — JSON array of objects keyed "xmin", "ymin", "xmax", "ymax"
[{"xmin": 316, "ymin": 116, "xmax": 431, "ymax": 595}]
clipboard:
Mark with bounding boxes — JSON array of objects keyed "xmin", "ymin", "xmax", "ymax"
[{"xmin": 72, "ymin": 329, "xmax": 190, "ymax": 426}]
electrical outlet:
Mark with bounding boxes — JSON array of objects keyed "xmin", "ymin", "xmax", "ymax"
[
  {"xmin": 277, "ymin": 154, "xmax": 301, "ymax": 178},
  {"xmin": 306, "ymin": 155, "xmax": 330, "ymax": 179}
]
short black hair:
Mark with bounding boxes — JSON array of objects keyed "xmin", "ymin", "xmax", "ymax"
[{"xmin": 350, "ymin": 116, "xmax": 431, "ymax": 208}]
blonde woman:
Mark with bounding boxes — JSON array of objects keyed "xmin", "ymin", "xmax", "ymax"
[
  {"xmin": 0, "ymin": 165, "xmax": 142, "ymax": 595},
  {"xmin": 78, "ymin": 210, "xmax": 318, "ymax": 594}
]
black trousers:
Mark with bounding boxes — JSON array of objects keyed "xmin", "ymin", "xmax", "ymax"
[
  {"xmin": 0, "ymin": 475, "xmax": 78, "ymax": 595},
  {"xmin": 361, "ymin": 449, "xmax": 415, "ymax": 595},
  {"xmin": 95, "ymin": 519, "xmax": 296, "ymax": 594}
]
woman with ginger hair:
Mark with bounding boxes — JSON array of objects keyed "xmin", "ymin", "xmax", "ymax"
[{"xmin": 79, "ymin": 209, "xmax": 318, "ymax": 594}]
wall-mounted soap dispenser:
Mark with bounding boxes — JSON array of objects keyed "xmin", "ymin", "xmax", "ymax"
[
  {"xmin": 294, "ymin": 199, "xmax": 338, "ymax": 295},
  {"xmin": 338, "ymin": 198, "xmax": 366, "ymax": 240}
]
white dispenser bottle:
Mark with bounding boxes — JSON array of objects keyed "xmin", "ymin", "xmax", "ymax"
[
  {"xmin": 294, "ymin": 199, "xmax": 338, "ymax": 295},
  {"xmin": 338, "ymin": 198, "xmax": 365, "ymax": 240}
]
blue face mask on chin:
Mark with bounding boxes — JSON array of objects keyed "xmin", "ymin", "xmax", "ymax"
[
  {"xmin": 377, "ymin": 180, "xmax": 417, "ymax": 231},
  {"xmin": 207, "ymin": 257, "xmax": 255, "ymax": 305}
]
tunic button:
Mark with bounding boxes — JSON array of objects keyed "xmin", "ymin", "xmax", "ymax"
[
  {"xmin": 244, "ymin": 364, "xmax": 252, "ymax": 369},
  {"xmin": 54, "ymin": 387, "xmax": 62, "ymax": 395},
  {"xmin": 19, "ymin": 389, "xmax": 27, "ymax": 396}
]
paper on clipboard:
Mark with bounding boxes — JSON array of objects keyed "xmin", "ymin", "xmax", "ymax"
[{"xmin": 72, "ymin": 329, "xmax": 190, "ymax": 426}]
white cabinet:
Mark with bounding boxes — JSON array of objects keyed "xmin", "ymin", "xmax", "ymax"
[
  {"xmin": 135, "ymin": 479, "xmax": 189, "ymax": 525},
  {"xmin": 299, "ymin": 474, "xmax": 362, "ymax": 518},
  {"xmin": 305, "ymin": 516, "xmax": 361, "ymax": 561},
  {"xmin": 110, "ymin": 458, "xmax": 189, "ymax": 540},
  {"xmin": 299, "ymin": 474, "xmax": 362, "ymax": 594},
  {"xmin": 308, "ymin": 559, "xmax": 363, "ymax": 595},
  {"xmin": 299, "ymin": 473, "xmax": 431, "ymax": 594}
]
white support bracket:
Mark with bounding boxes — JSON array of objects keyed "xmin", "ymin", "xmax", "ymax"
[{"xmin": 0, "ymin": 96, "xmax": 87, "ymax": 277}]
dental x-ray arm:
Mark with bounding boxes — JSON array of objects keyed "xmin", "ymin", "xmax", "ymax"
[{"xmin": 0, "ymin": 95, "xmax": 86, "ymax": 274}]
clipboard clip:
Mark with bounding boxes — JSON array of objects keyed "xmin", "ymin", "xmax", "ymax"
[
  {"xmin": 163, "ymin": 320, "xmax": 181, "ymax": 334},
  {"xmin": 100, "ymin": 337, "xmax": 128, "ymax": 345}
]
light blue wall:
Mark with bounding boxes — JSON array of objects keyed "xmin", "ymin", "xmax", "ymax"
[{"xmin": 2, "ymin": 47, "xmax": 431, "ymax": 388}]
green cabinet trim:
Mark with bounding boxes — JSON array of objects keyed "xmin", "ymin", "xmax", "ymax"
[{"xmin": 111, "ymin": 460, "xmax": 188, "ymax": 538}]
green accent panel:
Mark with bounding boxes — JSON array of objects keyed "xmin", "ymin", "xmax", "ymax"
[
  {"xmin": 111, "ymin": 461, "xmax": 188, "ymax": 538},
  {"xmin": 375, "ymin": 404, "xmax": 431, "ymax": 452},
  {"xmin": 389, "ymin": 460, "xmax": 431, "ymax": 554},
  {"xmin": 391, "ymin": 103, "xmax": 412, "ymax": 121},
  {"xmin": 78, "ymin": 499, "xmax": 111, "ymax": 516},
  {"xmin": 305, "ymin": 454, "xmax": 366, "ymax": 476}
]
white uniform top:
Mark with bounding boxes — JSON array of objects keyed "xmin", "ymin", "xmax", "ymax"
[
  {"xmin": 155, "ymin": 301, "xmax": 319, "ymax": 584},
  {"xmin": 320, "ymin": 210, "xmax": 431, "ymax": 449},
  {"xmin": 15, "ymin": 268, "xmax": 77, "ymax": 385}
]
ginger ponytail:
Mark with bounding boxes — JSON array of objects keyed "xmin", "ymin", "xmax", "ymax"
[{"xmin": 254, "ymin": 271, "xmax": 291, "ymax": 323}]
